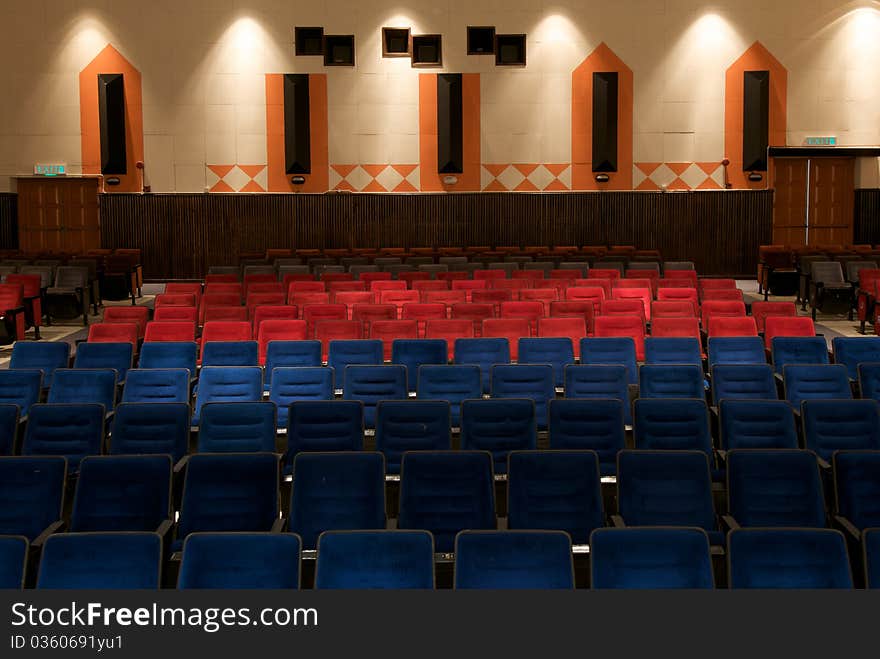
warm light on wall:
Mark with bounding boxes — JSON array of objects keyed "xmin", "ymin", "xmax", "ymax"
[{"xmin": 846, "ymin": 7, "xmax": 880, "ymax": 49}]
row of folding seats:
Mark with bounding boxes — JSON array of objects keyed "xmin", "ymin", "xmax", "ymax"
[
  {"xmin": 3, "ymin": 526, "xmax": 872, "ymax": 589},
  {"xmin": 4, "ymin": 449, "xmax": 879, "ymax": 588}
]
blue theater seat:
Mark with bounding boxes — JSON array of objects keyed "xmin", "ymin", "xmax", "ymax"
[
  {"xmin": 48, "ymin": 369, "xmax": 117, "ymax": 412},
  {"xmin": 289, "ymin": 452, "xmax": 385, "ymax": 549},
  {"xmin": 174, "ymin": 453, "xmax": 281, "ymax": 552},
  {"xmin": 270, "ymin": 367, "xmax": 334, "ymax": 430},
  {"xmin": 784, "ymin": 364, "xmax": 852, "ymax": 410},
  {"xmin": 71, "ymin": 455, "xmax": 172, "ymax": 533},
  {"xmin": 343, "ymin": 365, "xmax": 408, "ymax": 429},
  {"xmin": 772, "ymin": 337, "xmax": 829, "ymax": 375},
  {"xmin": 859, "ymin": 362, "xmax": 880, "ymax": 402},
  {"xmin": 392, "ymin": 339, "xmax": 448, "ymax": 392},
  {"xmin": 832, "ymin": 337, "xmax": 880, "ymax": 380},
  {"xmin": 37, "ymin": 532, "xmax": 162, "ymax": 590},
  {"xmin": 547, "ymin": 399, "xmax": 625, "ymax": 476},
  {"xmin": 375, "ymin": 400, "xmax": 450, "ymax": 474},
  {"xmin": 0, "ymin": 370, "xmax": 43, "ymax": 419},
  {"xmin": 454, "ymin": 337, "xmax": 510, "ymax": 394},
  {"xmin": 801, "ymin": 399, "xmax": 880, "ymax": 463},
  {"xmin": 265, "ymin": 341, "xmax": 323, "ymax": 388},
  {"xmin": 707, "ymin": 337, "xmax": 766, "ymax": 366},
  {"xmin": 398, "ymin": 451, "xmax": 496, "ymax": 553},
  {"xmin": 507, "ymin": 450, "xmax": 603, "ymax": 545},
  {"xmin": 197, "ymin": 401, "xmax": 277, "ymax": 453},
  {"xmin": 590, "ymin": 527, "xmax": 714, "ymax": 589},
  {"xmin": 328, "ymin": 340, "xmax": 384, "ymax": 388},
  {"xmin": 286, "ymin": 401, "xmax": 363, "ymax": 468},
  {"xmin": 460, "ymin": 398, "xmax": 536, "ymax": 475},
  {"xmin": 178, "ymin": 533, "xmax": 301, "ymax": 589},
  {"xmin": 864, "ymin": 529, "xmax": 880, "ymax": 589},
  {"xmin": 191, "ymin": 366, "xmax": 263, "ymax": 426},
  {"xmin": 718, "ymin": 400, "xmax": 798, "ymax": 450},
  {"xmin": 564, "ymin": 364, "xmax": 632, "ymax": 426},
  {"xmin": 416, "ymin": 364, "xmax": 482, "ymax": 428},
  {"xmin": 0, "ymin": 536, "xmax": 28, "ymax": 589},
  {"xmin": 580, "ymin": 337, "xmax": 638, "ymax": 384},
  {"xmin": 0, "ymin": 404, "xmax": 19, "ymax": 456},
  {"xmin": 22, "ymin": 404, "xmax": 105, "ymax": 472},
  {"xmin": 725, "ymin": 450, "xmax": 826, "ymax": 528},
  {"xmin": 0, "ymin": 457, "xmax": 66, "ymax": 543},
  {"xmin": 138, "ymin": 342, "xmax": 198, "ymax": 377},
  {"xmin": 710, "ymin": 364, "xmax": 777, "ymax": 406},
  {"xmin": 490, "ymin": 364, "xmax": 554, "ymax": 430},
  {"xmin": 201, "ymin": 340, "xmax": 259, "ymax": 367},
  {"xmin": 10, "ymin": 342, "xmax": 70, "ymax": 385},
  {"xmin": 122, "ymin": 369, "xmax": 190, "ymax": 404},
  {"xmin": 633, "ymin": 399, "xmax": 717, "ymax": 478},
  {"xmin": 644, "ymin": 337, "xmax": 702, "ymax": 366},
  {"xmin": 639, "ymin": 364, "xmax": 704, "ymax": 399},
  {"xmin": 832, "ymin": 450, "xmax": 880, "ymax": 535},
  {"xmin": 518, "ymin": 338, "xmax": 575, "ymax": 388},
  {"xmin": 110, "ymin": 402, "xmax": 190, "ymax": 464},
  {"xmin": 453, "ymin": 531, "xmax": 574, "ymax": 590},
  {"xmin": 74, "ymin": 342, "xmax": 133, "ymax": 384},
  {"xmin": 616, "ymin": 450, "xmax": 721, "ymax": 545},
  {"xmin": 727, "ymin": 528, "xmax": 852, "ymax": 589},
  {"xmin": 315, "ymin": 530, "xmax": 435, "ymax": 590}
]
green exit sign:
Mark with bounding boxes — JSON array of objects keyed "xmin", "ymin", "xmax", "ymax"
[
  {"xmin": 805, "ymin": 136, "xmax": 837, "ymax": 146},
  {"xmin": 33, "ymin": 163, "xmax": 66, "ymax": 176}
]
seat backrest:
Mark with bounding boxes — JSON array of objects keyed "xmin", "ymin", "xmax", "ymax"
[
  {"xmin": 718, "ymin": 399, "xmax": 798, "ymax": 450},
  {"xmin": 590, "ymin": 527, "xmax": 714, "ymax": 589},
  {"xmin": 22, "ymin": 403, "xmax": 105, "ymax": 472},
  {"xmin": 192, "ymin": 366, "xmax": 263, "ymax": 425},
  {"xmin": 833, "ymin": 451, "xmax": 880, "ymax": 532},
  {"xmin": 548, "ymin": 398, "xmax": 625, "ymax": 474},
  {"xmin": 122, "ymin": 369, "xmax": 190, "ymax": 404},
  {"xmin": 644, "ymin": 337, "xmax": 702, "ymax": 365},
  {"xmin": 286, "ymin": 400, "xmax": 362, "ymax": 464},
  {"xmin": 811, "ymin": 261, "xmax": 845, "ymax": 284},
  {"xmin": 507, "ymin": 450, "xmax": 603, "ymax": 545},
  {"xmin": 593, "ymin": 316, "xmax": 645, "ymax": 359},
  {"xmin": 138, "ymin": 341, "xmax": 198, "ymax": 375},
  {"xmin": 36, "ymin": 532, "xmax": 162, "ymax": 589},
  {"xmin": 801, "ymin": 399, "xmax": 880, "ymax": 462},
  {"xmin": 579, "ymin": 337, "xmax": 638, "ymax": 384},
  {"xmin": 711, "ymin": 364, "xmax": 777, "ymax": 405},
  {"xmin": 88, "ymin": 322, "xmax": 138, "ymax": 347},
  {"xmin": 178, "ymin": 453, "xmax": 280, "ymax": 539},
  {"xmin": 460, "ymin": 398, "xmax": 537, "ymax": 473},
  {"xmin": 178, "ymin": 532, "xmax": 301, "ymax": 589},
  {"xmin": 314, "ymin": 530, "xmax": 434, "ymax": 590},
  {"xmin": 52, "ymin": 266, "xmax": 87, "ymax": 289},
  {"xmin": 709, "ymin": 316, "xmax": 758, "ymax": 338},
  {"xmin": 9, "ymin": 342, "xmax": 69, "ymax": 385},
  {"xmin": 751, "ymin": 301, "xmax": 798, "ymax": 333},
  {"xmin": 517, "ymin": 338, "xmax": 575, "ymax": 389},
  {"xmin": 391, "ymin": 339, "xmax": 448, "ymax": 391},
  {"xmin": 616, "ymin": 450, "xmax": 715, "ymax": 531},
  {"xmin": 197, "ymin": 401, "xmax": 277, "ymax": 453},
  {"xmin": 73, "ymin": 342, "xmax": 133, "ymax": 382},
  {"xmin": 0, "ymin": 536, "xmax": 28, "ymax": 589},
  {"xmin": 71, "ymin": 455, "xmax": 172, "ymax": 532},
  {"xmin": 832, "ymin": 337, "xmax": 880, "ymax": 380},
  {"xmin": 727, "ymin": 449, "xmax": 825, "ymax": 527},
  {"xmin": 707, "ymin": 337, "xmax": 766, "ymax": 366},
  {"xmin": 783, "ymin": 364, "xmax": 851, "ymax": 409},
  {"xmin": 327, "ymin": 340, "xmax": 384, "ymax": 382},
  {"xmin": 638, "ymin": 364, "xmax": 704, "ymax": 399},
  {"xmin": 416, "ymin": 364, "xmax": 481, "ymax": 429},
  {"xmin": 0, "ymin": 456, "xmax": 66, "ymax": 541},
  {"xmin": 727, "ymin": 528, "xmax": 852, "ymax": 589},
  {"xmin": 701, "ymin": 300, "xmax": 746, "ymax": 327},
  {"xmin": 110, "ymin": 402, "xmax": 190, "ymax": 463},
  {"xmin": 453, "ymin": 530, "xmax": 574, "ymax": 590},
  {"xmin": 453, "ymin": 337, "xmax": 510, "ymax": 394},
  {"xmin": 48, "ymin": 368, "xmax": 118, "ymax": 410},
  {"xmin": 375, "ymin": 400, "xmax": 451, "ymax": 474},
  {"xmin": 633, "ymin": 398, "xmax": 712, "ymax": 457},
  {"xmin": 290, "ymin": 452, "xmax": 385, "ymax": 549},
  {"xmin": 489, "ymin": 365, "xmax": 554, "ymax": 431},
  {"xmin": 764, "ymin": 316, "xmax": 816, "ymax": 349},
  {"xmin": 398, "ymin": 451, "xmax": 495, "ymax": 553},
  {"xmin": 481, "ymin": 318, "xmax": 530, "ymax": 360},
  {"xmin": 342, "ymin": 365, "xmax": 408, "ymax": 429},
  {"xmin": 144, "ymin": 321, "xmax": 196, "ymax": 343}
]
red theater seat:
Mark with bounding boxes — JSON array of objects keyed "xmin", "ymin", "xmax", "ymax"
[
  {"xmin": 251, "ymin": 305, "xmax": 299, "ymax": 333},
  {"xmin": 500, "ymin": 301, "xmax": 545, "ymax": 336},
  {"xmin": 144, "ymin": 321, "xmax": 197, "ymax": 343},
  {"xmin": 538, "ymin": 317, "xmax": 587, "ymax": 358},
  {"xmin": 471, "ymin": 290, "xmax": 513, "ymax": 316},
  {"xmin": 451, "ymin": 303, "xmax": 495, "ymax": 337},
  {"xmin": 474, "ymin": 270, "xmax": 506, "ymax": 281},
  {"xmin": 378, "ymin": 290, "xmax": 421, "ymax": 317},
  {"xmin": 88, "ymin": 322, "xmax": 138, "ymax": 349},
  {"xmin": 612, "ymin": 287, "xmax": 652, "ymax": 321},
  {"xmin": 650, "ymin": 317, "xmax": 701, "ymax": 341},
  {"xmin": 153, "ymin": 306, "xmax": 198, "ymax": 323},
  {"xmin": 412, "ymin": 280, "xmax": 450, "ymax": 293},
  {"xmin": 701, "ymin": 289, "xmax": 743, "ymax": 302},
  {"xmin": 549, "ymin": 301, "xmax": 595, "ymax": 336},
  {"xmin": 370, "ymin": 320, "xmax": 420, "ymax": 360},
  {"xmin": 518, "ymin": 288, "xmax": 559, "ymax": 314},
  {"xmin": 763, "ymin": 316, "xmax": 816, "ymax": 350},
  {"xmin": 257, "ymin": 320, "xmax": 308, "ymax": 364},
  {"xmin": 594, "ymin": 315, "xmax": 646, "ymax": 360},
  {"xmin": 402, "ymin": 303, "xmax": 447, "ymax": 337},
  {"xmin": 709, "ymin": 316, "xmax": 758, "ymax": 338},
  {"xmin": 482, "ymin": 318, "xmax": 530, "ymax": 360},
  {"xmin": 751, "ymin": 301, "xmax": 797, "ymax": 333},
  {"xmin": 103, "ymin": 306, "xmax": 150, "ymax": 340},
  {"xmin": 289, "ymin": 292, "xmax": 330, "ymax": 310},
  {"xmin": 315, "ymin": 320, "xmax": 364, "ymax": 361},
  {"xmin": 303, "ymin": 304, "xmax": 348, "ymax": 337},
  {"xmin": 700, "ymin": 300, "xmax": 746, "ymax": 328},
  {"xmin": 425, "ymin": 319, "xmax": 473, "ymax": 359},
  {"xmin": 335, "ymin": 292, "xmax": 375, "ymax": 315},
  {"xmin": 0, "ymin": 283, "xmax": 26, "ymax": 342},
  {"xmin": 328, "ymin": 282, "xmax": 367, "ymax": 296},
  {"xmin": 651, "ymin": 300, "xmax": 697, "ymax": 318}
]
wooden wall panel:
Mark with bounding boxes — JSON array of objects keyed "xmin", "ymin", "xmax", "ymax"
[
  {"xmin": 854, "ymin": 189, "xmax": 880, "ymax": 246},
  {"xmin": 0, "ymin": 194, "xmax": 18, "ymax": 250},
  {"xmin": 98, "ymin": 191, "xmax": 774, "ymax": 279}
]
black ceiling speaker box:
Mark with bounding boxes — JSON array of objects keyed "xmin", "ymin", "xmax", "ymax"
[
  {"xmin": 324, "ymin": 35, "xmax": 355, "ymax": 66},
  {"xmin": 592, "ymin": 71, "xmax": 618, "ymax": 173},
  {"xmin": 412, "ymin": 34, "xmax": 442, "ymax": 67},
  {"xmin": 437, "ymin": 73, "xmax": 463, "ymax": 174},
  {"xmin": 295, "ymin": 27, "xmax": 324, "ymax": 56},
  {"xmin": 468, "ymin": 26, "xmax": 495, "ymax": 55},
  {"xmin": 283, "ymin": 74, "xmax": 311, "ymax": 174},
  {"xmin": 743, "ymin": 70, "xmax": 770, "ymax": 172},
  {"xmin": 383, "ymin": 27, "xmax": 411, "ymax": 57},
  {"xmin": 98, "ymin": 73, "xmax": 127, "ymax": 175},
  {"xmin": 495, "ymin": 34, "xmax": 526, "ymax": 66}
]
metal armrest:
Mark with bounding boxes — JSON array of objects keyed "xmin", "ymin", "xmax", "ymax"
[
  {"xmin": 833, "ymin": 515, "xmax": 861, "ymax": 542},
  {"xmin": 32, "ymin": 520, "xmax": 66, "ymax": 549},
  {"xmin": 721, "ymin": 515, "xmax": 740, "ymax": 532},
  {"xmin": 610, "ymin": 514, "xmax": 626, "ymax": 528},
  {"xmin": 270, "ymin": 517, "xmax": 286, "ymax": 533}
]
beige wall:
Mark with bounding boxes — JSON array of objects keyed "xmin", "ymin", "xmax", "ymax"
[{"xmin": 1, "ymin": 0, "xmax": 879, "ymax": 192}]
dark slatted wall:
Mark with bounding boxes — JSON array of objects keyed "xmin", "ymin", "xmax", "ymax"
[
  {"xmin": 855, "ymin": 189, "xmax": 880, "ymax": 245},
  {"xmin": 0, "ymin": 193, "xmax": 18, "ymax": 250},
  {"xmin": 99, "ymin": 191, "xmax": 773, "ymax": 278}
]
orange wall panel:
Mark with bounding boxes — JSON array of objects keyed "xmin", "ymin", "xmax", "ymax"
[
  {"xmin": 571, "ymin": 43, "xmax": 633, "ymax": 191},
  {"xmin": 266, "ymin": 73, "xmax": 329, "ymax": 193},
  {"xmin": 79, "ymin": 44, "xmax": 144, "ymax": 193}
]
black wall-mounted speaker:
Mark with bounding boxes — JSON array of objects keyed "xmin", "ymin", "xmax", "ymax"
[
  {"xmin": 592, "ymin": 71, "xmax": 618, "ymax": 173},
  {"xmin": 98, "ymin": 73, "xmax": 127, "ymax": 175},
  {"xmin": 283, "ymin": 74, "xmax": 311, "ymax": 175},
  {"xmin": 743, "ymin": 70, "xmax": 770, "ymax": 172},
  {"xmin": 437, "ymin": 73, "xmax": 463, "ymax": 174}
]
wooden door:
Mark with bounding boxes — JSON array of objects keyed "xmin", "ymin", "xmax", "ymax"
[
  {"xmin": 16, "ymin": 178, "xmax": 100, "ymax": 253},
  {"xmin": 808, "ymin": 158, "xmax": 854, "ymax": 246},
  {"xmin": 771, "ymin": 158, "xmax": 808, "ymax": 246}
]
